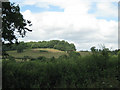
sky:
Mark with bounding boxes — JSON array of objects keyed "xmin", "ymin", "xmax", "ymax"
[{"xmin": 9, "ymin": 0, "xmax": 118, "ymax": 51}]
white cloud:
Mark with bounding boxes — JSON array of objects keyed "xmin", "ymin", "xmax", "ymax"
[
  {"xmin": 19, "ymin": 0, "xmax": 118, "ymax": 51},
  {"xmin": 94, "ymin": 2, "xmax": 118, "ymax": 17}
]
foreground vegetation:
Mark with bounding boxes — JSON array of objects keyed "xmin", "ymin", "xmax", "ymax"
[{"xmin": 3, "ymin": 47, "xmax": 120, "ymax": 88}]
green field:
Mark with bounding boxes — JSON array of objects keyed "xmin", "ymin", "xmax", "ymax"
[
  {"xmin": 7, "ymin": 48, "xmax": 68, "ymax": 58},
  {"xmin": 7, "ymin": 48, "xmax": 92, "ymax": 59}
]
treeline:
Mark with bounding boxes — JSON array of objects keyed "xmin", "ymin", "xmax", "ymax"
[
  {"xmin": 3, "ymin": 40, "xmax": 76, "ymax": 52},
  {"xmin": 2, "ymin": 48, "xmax": 120, "ymax": 88}
]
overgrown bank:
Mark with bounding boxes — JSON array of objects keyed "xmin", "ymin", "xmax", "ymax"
[{"xmin": 3, "ymin": 48, "xmax": 120, "ymax": 88}]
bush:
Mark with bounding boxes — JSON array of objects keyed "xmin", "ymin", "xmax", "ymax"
[
  {"xmin": 17, "ymin": 44, "xmax": 24, "ymax": 53},
  {"xmin": 22, "ymin": 56, "xmax": 30, "ymax": 61},
  {"xmin": 8, "ymin": 56, "xmax": 15, "ymax": 61},
  {"xmin": 37, "ymin": 56, "xmax": 46, "ymax": 61},
  {"xmin": 2, "ymin": 47, "xmax": 119, "ymax": 88},
  {"xmin": 39, "ymin": 50, "xmax": 48, "ymax": 52}
]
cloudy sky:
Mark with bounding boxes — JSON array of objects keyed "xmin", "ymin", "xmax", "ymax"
[{"xmin": 9, "ymin": 0, "xmax": 118, "ymax": 51}]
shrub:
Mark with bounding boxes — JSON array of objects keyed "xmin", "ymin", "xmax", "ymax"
[
  {"xmin": 37, "ymin": 56, "xmax": 46, "ymax": 61},
  {"xmin": 39, "ymin": 50, "xmax": 48, "ymax": 52},
  {"xmin": 8, "ymin": 56, "xmax": 15, "ymax": 61}
]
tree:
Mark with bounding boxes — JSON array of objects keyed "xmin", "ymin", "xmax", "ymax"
[
  {"xmin": 2, "ymin": 2, "xmax": 32, "ymax": 43},
  {"xmin": 17, "ymin": 44, "xmax": 24, "ymax": 53},
  {"xmin": 90, "ymin": 46, "xmax": 96, "ymax": 53}
]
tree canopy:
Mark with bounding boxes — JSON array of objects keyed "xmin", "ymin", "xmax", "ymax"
[
  {"xmin": 3, "ymin": 40, "xmax": 76, "ymax": 51},
  {"xmin": 2, "ymin": 2, "xmax": 32, "ymax": 43}
]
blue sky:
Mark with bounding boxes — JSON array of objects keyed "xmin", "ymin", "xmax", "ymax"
[
  {"xmin": 10, "ymin": 0, "xmax": 118, "ymax": 21},
  {"xmin": 9, "ymin": 0, "xmax": 118, "ymax": 50},
  {"xmin": 20, "ymin": 5, "xmax": 64, "ymax": 13},
  {"xmin": 88, "ymin": 2, "xmax": 118, "ymax": 21},
  {"xmin": 9, "ymin": 0, "xmax": 64, "ymax": 12}
]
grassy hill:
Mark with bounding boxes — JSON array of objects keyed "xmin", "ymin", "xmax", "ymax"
[
  {"xmin": 7, "ymin": 48, "xmax": 91, "ymax": 59},
  {"xmin": 7, "ymin": 48, "xmax": 68, "ymax": 58}
]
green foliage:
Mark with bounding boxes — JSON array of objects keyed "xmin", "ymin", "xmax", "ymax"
[
  {"xmin": 3, "ymin": 47, "xmax": 119, "ymax": 88},
  {"xmin": 54, "ymin": 40, "xmax": 76, "ymax": 51},
  {"xmin": 39, "ymin": 50, "xmax": 48, "ymax": 52},
  {"xmin": 7, "ymin": 56, "xmax": 15, "ymax": 61},
  {"xmin": 68, "ymin": 51, "xmax": 80, "ymax": 57},
  {"xmin": 4, "ymin": 40, "xmax": 76, "ymax": 52},
  {"xmin": 27, "ymin": 40, "xmax": 76, "ymax": 51},
  {"xmin": 90, "ymin": 46, "xmax": 96, "ymax": 52},
  {"xmin": 117, "ymin": 51, "xmax": 120, "ymax": 82},
  {"xmin": 22, "ymin": 56, "xmax": 31, "ymax": 61},
  {"xmin": 17, "ymin": 44, "xmax": 24, "ymax": 53},
  {"xmin": 37, "ymin": 56, "xmax": 46, "ymax": 61},
  {"xmin": 16, "ymin": 42, "xmax": 27, "ymax": 53},
  {"xmin": 3, "ymin": 41, "xmax": 27, "ymax": 51},
  {"xmin": 2, "ymin": 2, "xmax": 32, "ymax": 43}
]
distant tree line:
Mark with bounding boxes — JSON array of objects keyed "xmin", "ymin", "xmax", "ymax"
[
  {"xmin": 27, "ymin": 40, "xmax": 76, "ymax": 51},
  {"xmin": 2, "ymin": 42, "xmax": 27, "ymax": 53},
  {"xmin": 3, "ymin": 40, "xmax": 76, "ymax": 52},
  {"xmin": 90, "ymin": 46, "xmax": 120, "ymax": 55}
]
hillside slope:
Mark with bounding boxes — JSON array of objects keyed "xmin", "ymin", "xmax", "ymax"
[{"xmin": 7, "ymin": 48, "xmax": 67, "ymax": 58}]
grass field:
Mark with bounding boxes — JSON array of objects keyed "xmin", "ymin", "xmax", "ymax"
[
  {"xmin": 7, "ymin": 48, "xmax": 68, "ymax": 58},
  {"xmin": 7, "ymin": 48, "xmax": 92, "ymax": 59}
]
